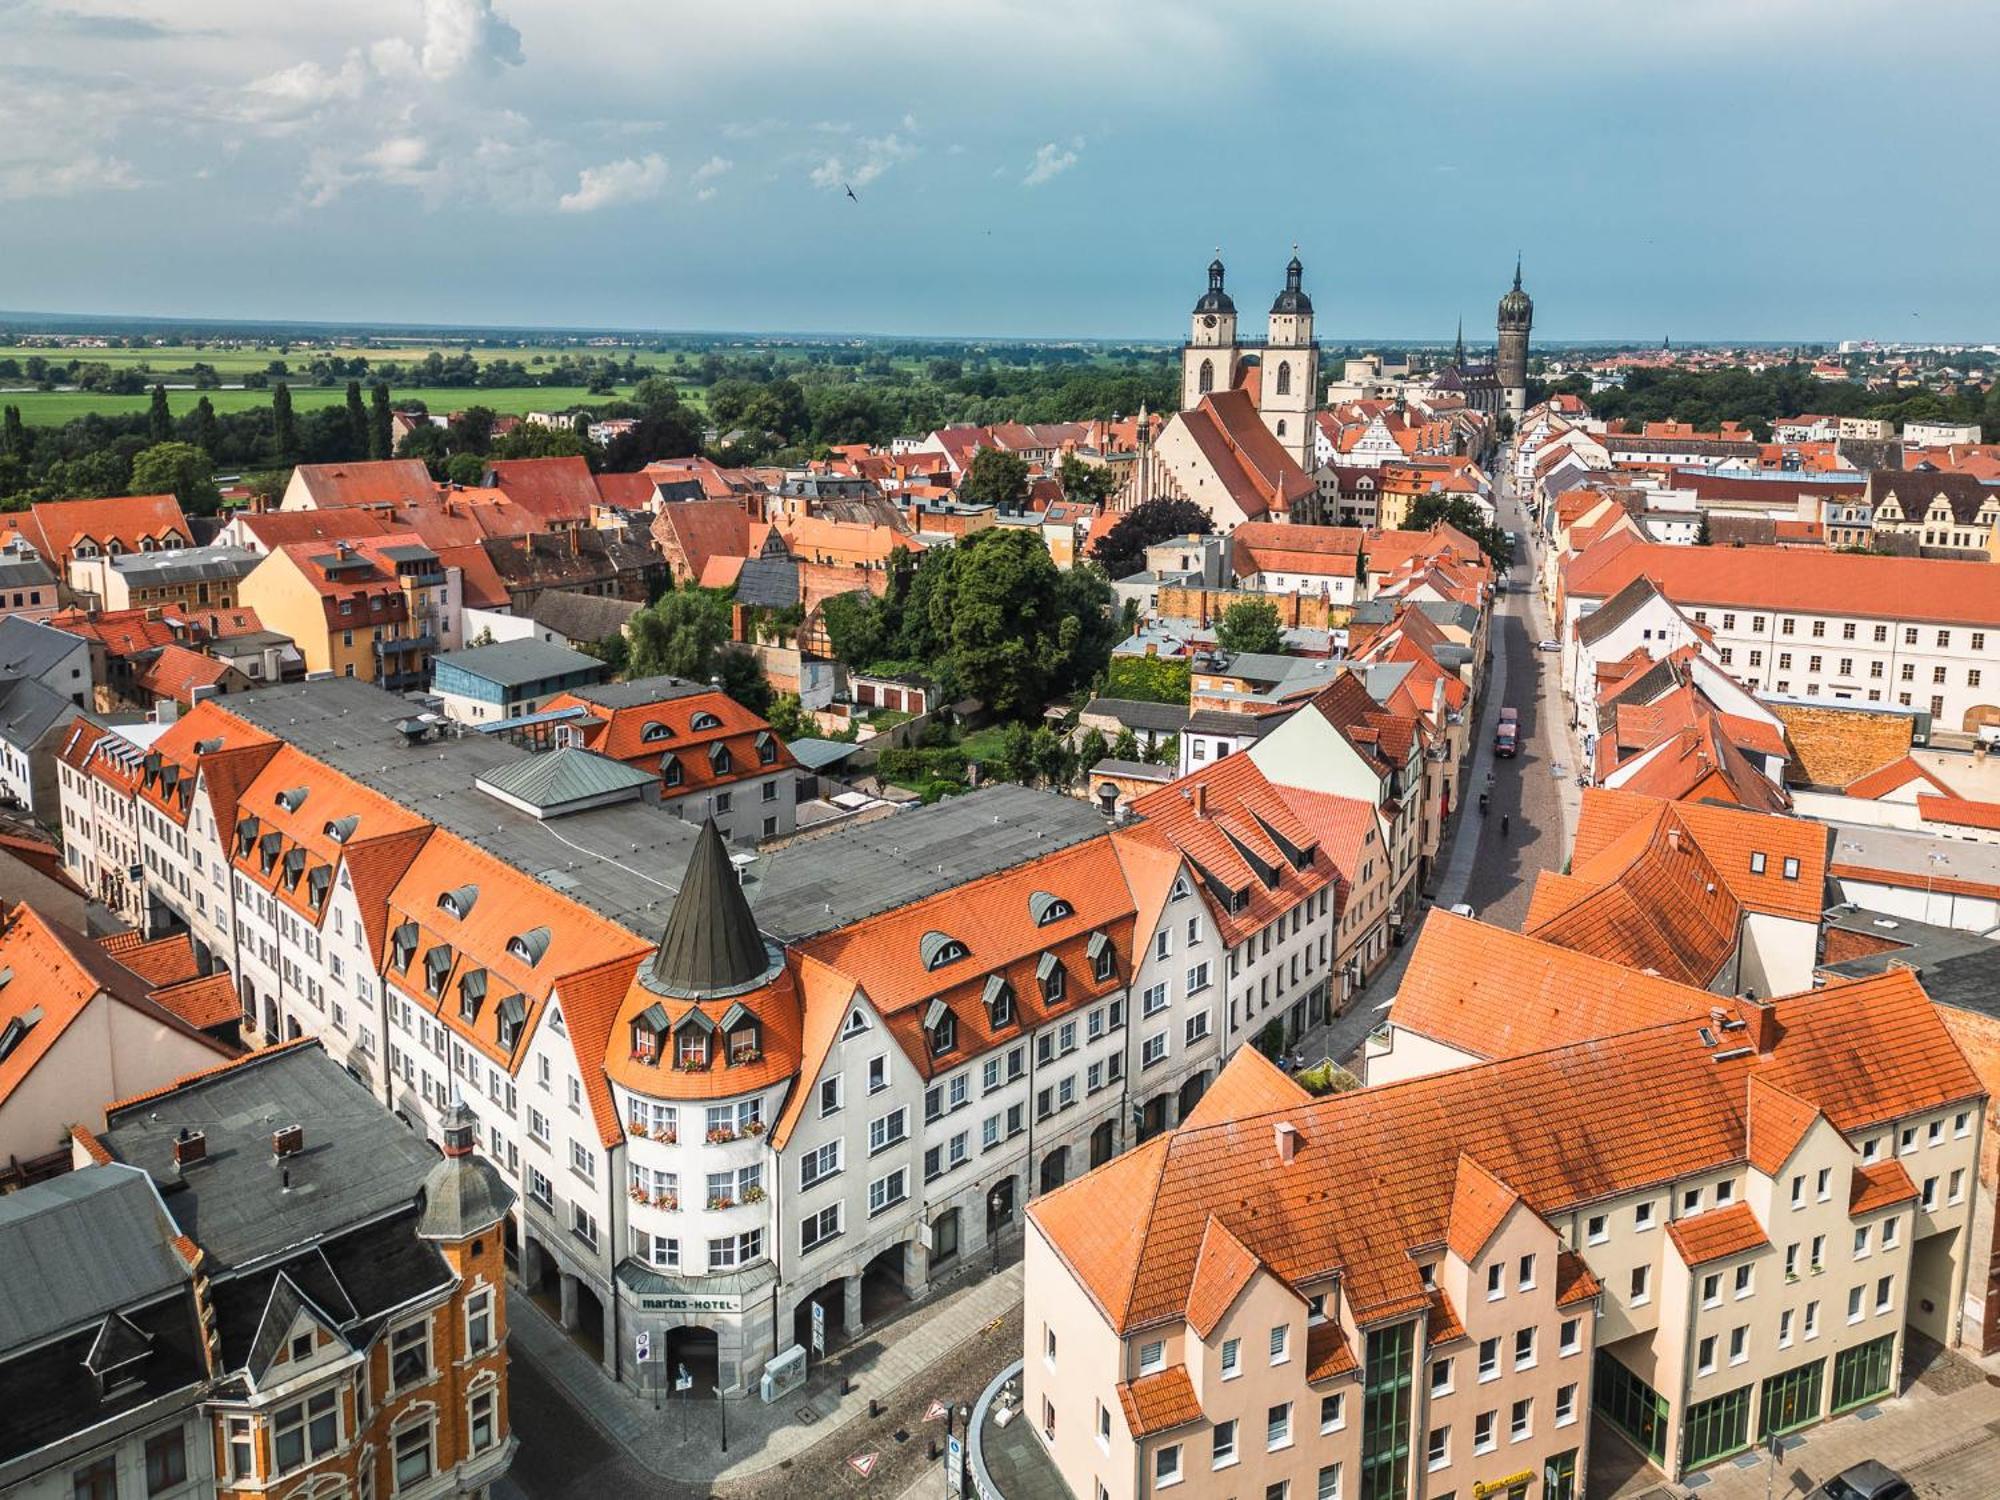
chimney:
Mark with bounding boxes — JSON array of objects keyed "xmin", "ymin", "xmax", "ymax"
[
  {"xmin": 271, "ymin": 1123, "xmax": 304, "ymax": 1158},
  {"xmin": 1666, "ymin": 826, "xmax": 1682, "ymax": 853},
  {"xmin": 1191, "ymin": 782, "xmax": 1208, "ymax": 819},
  {"xmin": 173, "ymin": 1128, "xmax": 207, "ymax": 1168},
  {"xmin": 1274, "ymin": 1121, "xmax": 1300, "ymax": 1165},
  {"xmin": 731, "ymin": 602, "xmax": 748, "ymax": 642},
  {"xmin": 1738, "ymin": 994, "xmax": 1781, "ymax": 1055}
]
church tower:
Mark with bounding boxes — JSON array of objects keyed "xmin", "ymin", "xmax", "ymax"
[
  {"xmin": 1496, "ymin": 256, "xmax": 1533, "ymax": 420},
  {"xmin": 1261, "ymin": 252, "xmax": 1317, "ymax": 471},
  {"xmin": 1182, "ymin": 257, "xmax": 1240, "ymax": 411}
]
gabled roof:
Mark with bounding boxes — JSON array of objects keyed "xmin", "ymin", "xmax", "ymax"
[
  {"xmin": 1444, "ymin": 1153, "xmax": 1521, "ymax": 1264},
  {"xmin": 1185, "ymin": 1215, "xmax": 1263, "ymax": 1338},
  {"xmin": 1746, "ymin": 1075, "xmax": 1823, "ymax": 1177},
  {"xmin": 1843, "ymin": 756, "xmax": 1955, "ymax": 801},
  {"xmin": 290, "ymin": 460, "xmax": 438, "ymax": 508},
  {"xmin": 1666, "ymin": 1202, "xmax": 1769, "ymax": 1266},
  {"xmin": 30, "ymin": 493, "xmax": 189, "ymax": 564},
  {"xmin": 484, "ymin": 456, "xmax": 599, "ymax": 526}
]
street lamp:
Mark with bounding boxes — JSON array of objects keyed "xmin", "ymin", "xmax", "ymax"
[{"xmin": 987, "ymin": 1184, "xmax": 1006, "ymax": 1270}]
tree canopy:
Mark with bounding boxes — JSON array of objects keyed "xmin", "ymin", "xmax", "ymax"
[
  {"xmin": 1215, "ymin": 597, "xmax": 1283, "ymax": 655},
  {"xmin": 1090, "ymin": 497, "xmax": 1213, "ymax": 580},
  {"xmin": 959, "ymin": 447, "xmax": 1031, "ymax": 512},
  {"xmin": 128, "ymin": 442, "xmax": 221, "ymax": 514},
  {"xmin": 1403, "ymin": 493, "xmax": 1512, "ymax": 565}
]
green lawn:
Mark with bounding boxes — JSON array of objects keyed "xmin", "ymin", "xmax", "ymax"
[
  {"xmin": 0, "ymin": 342, "xmax": 689, "ymax": 376},
  {"xmin": 1, "ymin": 383, "xmax": 705, "ymax": 426}
]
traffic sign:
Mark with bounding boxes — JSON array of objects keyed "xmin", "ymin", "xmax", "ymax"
[
  {"xmin": 635, "ymin": 1330, "xmax": 651, "ymax": 1364},
  {"xmin": 923, "ymin": 1399, "xmax": 949, "ymax": 1423},
  {"xmin": 848, "ymin": 1451, "xmax": 879, "ymax": 1479},
  {"xmin": 945, "ymin": 1434, "xmax": 964, "ymax": 1498},
  {"xmin": 812, "ymin": 1298, "xmax": 827, "ymax": 1355},
  {"xmin": 675, "ymin": 1363, "xmax": 693, "ymax": 1393}
]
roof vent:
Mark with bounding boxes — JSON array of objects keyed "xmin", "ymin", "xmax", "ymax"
[
  {"xmin": 173, "ymin": 1128, "xmax": 207, "ymax": 1167},
  {"xmin": 272, "ymin": 1123, "xmax": 304, "ymax": 1158}
]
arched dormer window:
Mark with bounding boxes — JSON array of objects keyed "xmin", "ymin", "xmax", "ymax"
[
  {"xmin": 1028, "ymin": 891, "xmax": 1073, "ymax": 927},
  {"xmin": 1198, "ymin": 359, "xmax": 1215, "ymax": 395},
  {"xmin": 690, "ymin": 710, "xmax": 723, "ymax": 731},
  {"xmin": 641, "ymin": 721, "xmax": 673, "ymax": 743},
  {"xmin": 437, "ymin": 884, "xmax": 478, "ymax": 920},
  {"xmin": 507, "ymin": 927, "xmax": 551, "ymax": 967},
  {"xmin": 1276, "ymin": 361, "xmax": 1292, "ymax": 396},
  {"xmin": 323, "ymin": 815, "xmax": 357, "ymax": 844},
  {"xmin": 920, "ymin": 931, "xmax": 969, "ymax": 971}
]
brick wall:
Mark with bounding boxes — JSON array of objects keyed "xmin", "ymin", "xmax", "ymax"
[
  {"xmin": 1772, "ymin": 702, "xmax": 1912, "ymax": 788},
  {"xmin": 1935, "ymin": 1003, "xmax": 2000, "ymax": 1354},
  {"xmin": 1154, "ymin": 583, "xmax": 1355, "ymax": 633}
]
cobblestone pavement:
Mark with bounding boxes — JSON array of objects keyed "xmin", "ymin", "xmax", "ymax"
[
  {"xmin": 501, "ymin": 1261, "xmax": 1024, "ymax": 1500},
  {"xmin": 1593, "ymin": 1341, "xmax": 2000, "ymax": 1499}
]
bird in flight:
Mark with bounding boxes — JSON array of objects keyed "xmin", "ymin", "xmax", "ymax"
[{"xmin": 844, "ymin": 183, "xmax": 859, "ymax": 203}]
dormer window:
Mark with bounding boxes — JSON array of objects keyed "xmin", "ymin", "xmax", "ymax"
[
  {"xmin": 708, "ymin": 742, "xmax": 732, "ymax": 775},
  {"xmin": 458, "ymin": 968, "xmax": 487, "ymax": 1022},
  {"xmin": 642, "ymin": 721, "xmax": 673, "ymax": 743},
  {"xmin": 663, "ymin": 754, "xmax": 684, "ymax": 789},
  {"xmin": 495, "ymin": 993, "xmax": 527, "ymax": 1051},
  {"xmin": 676, "ymin": 1015, "xmax": 711, "ymax": 1070},
  {"xmin": 1029, "ymin": 891, "xmax": 1074, "ymax": 927},
  {"xmin": 924, "ymin": 998, "xmax": 957, "ymax": 1057},
  {"xmin": 275, "ymin": 786, "xmax": 309, "ymax": 813},
  {"xmin": 282, "ymin": 848, "xmax": 306, "ymax": 889},
  {"xmin": 323, "ymin": 816, "xmax": 358, "ymax": 844},
  {"xmin": 920, "ymin": 931, "xmax": 969, "ymax": 971},
  {"xmin": 390, "ymin": 920, "xmax": 419, "ymax": 971},
  {"xmin": 437, "ymin": 884, "xmax": 479, "ymax": 920},
  {"xmin": 258, "ymin": 832, "xmax": 282, "ymax": 876},
  {"xmin": 1037, "ymin": 951, "xmax": 1066, "ymax": 1004},
  {"xmin": 1087, "ymin": 931, "xmax": 1116, "ymax": 982},
  {"xmin": 235, "ymin": 816, "xmax": 259, "ymax": 856},
  {"xmin": 306, "ymin": 866, "xmax": 331, "ymax": 910},
  {"xmin": 507, "ymin": 927, "xmax": 551, "ymax": 967},
  {"xmin": 630, "ymin": 1002, "xmax": 668, "ymax": 1064},
  {"xmin": 756, "ymin": 731, "xmax": 776, "ymax": 765},
  {"xmin": 423, "ymin": 944, "xmax": 453, "ymax": 998},
  {"xmin": 691, "ymin": 710, "xmax": 723, "ymax": 731},
  {"xmin": 983, "ymin": 974, "xmax": 1015, "ymax": 1028}
]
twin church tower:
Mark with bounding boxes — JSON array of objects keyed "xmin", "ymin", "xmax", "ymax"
[{"xmin": 1180, "ymin": 253, "xmax": 1534, "ymax": 470}]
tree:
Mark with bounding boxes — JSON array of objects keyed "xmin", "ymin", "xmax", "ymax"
[
  {"xmin": 923, "ymin": 527, "xmax": 1073, "ymax": 717},
  {"xmin": 1058, "ymin": 452, "xmax": 1116, "ymax": 509},
  {"xmin": 1110, "ymin": 727, "xmax": 1140, "ymax": 762},
  {"xmin": 271, "ymin": 383, "xmax": 297, "ymax": 464},
  {"xmin": 345, "ymin": 381, "xmax": 369, "ymax": 458},
  {"xmin": 129, "ymin": 442, "xmax": 221, "ymax": 514},
  {"xmin": 147, "ymin": 384, "xmax": 171, "ymax": 445},
  {"xmin": 819, "ymin": 590, "xmax": 886, "ymax": 669},
  {"xmin": 445, "ymin": 452, "xmax": 488, "ymax": 487},
  {"xmin": 447, "ymin": 406, "xmax": 497, "ymax": 456},
  {"xmin": 626, "ymin": 586, "xmax": 730, "ymax": 680},
  {"xmin": 192, "ymin": 396, "xmax": 219, "ymax": 458},
  {"xmin": 369, "ymin": 384, "xmax": 393, "ymax": 459},
  {"xmin": 1403, "ymin": 493, "xmax": 1513, "ymax": 566},
  {"xmin": 396, "ymin": 423, "xmax": 452, "ymax": 477},
  {"xmin": 959, "ymin": 447, "xmax": 1031, "ymax": 513},
  {"xmin": 1696, "ymin": 513, "xmax": 1713, "ymax": 546},
  {"xmin": 1090, "ymin": 496, "xmax": 1213, "ymax": 580},
  {"xmin": 1075, "ymin": 727, "xmax": 1109, "ymax": 773},
  {"xmin": 1215, "ymin": 598, "xmax": 1284, "ymax": 655},
  {"xmin": 715, "ymin": 647, "xmax": 774, "ymax": 716},
  {"xmin": 0, "ymin": 406, "xmax": 23, "ymax": 461}
]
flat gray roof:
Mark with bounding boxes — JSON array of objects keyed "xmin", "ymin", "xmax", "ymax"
[
  {"xmin": 744, "ymin": 783, "xmax": 1108, "ymax": 942},
  {"xmin": 106, "ymin": 544, "xmax": 258, "ymax": 585},
  {"xmin": 431, "ymin": 638, "xmax": 604, "ymax": 688},
  {"xmin": 99, "ymin": 1045, "xmax": 437, "ymax": 1272},
  {"xmin": 568, "ymin": 674, "xmax": 708, "ymax": 710},
  {"xmin": 1830, "ymin": 823, "xmax": 2000, "ymax": 889}
]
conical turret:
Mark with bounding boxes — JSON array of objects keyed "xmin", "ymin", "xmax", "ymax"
[{"xmin": 649, "ymin": 817, "xmax": 770, "ymax": 997}]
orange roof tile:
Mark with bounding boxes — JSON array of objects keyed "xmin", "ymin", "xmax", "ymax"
[
  {"xmin": 1849, "ymin": 1158, "xmax": 1919, "ymax": 1216},
  {"xmin": 1554, "ymin": 1251, "xmax": 1602, "ymax": 1307},
  {"xmin": 1116, "ymin": 1367, "xmax": 1203, "ymax": 1437},
  {"xmin": 1917, "ymin": 794, "xmax": 2000, "ymax": 831},
  {"xmin": 1666, "ymin": 1202, "xmax": 1769, "ymax": 1266},
  {"xmin": 1306, "ymin": 1319, "xmax": 1358, "ymax": 1381},
  {"xmin": 1185, "ymin": 1216, "xmax": 1263, "ymax": 1338},
  {"xmin": 147, "ymin": 973, "xmax": 243, "ymax": 1032},
  {"xmin": 1179, "ymin": 1037, "xmax": 1310, "ymax": 1129},
  {"xmin": 31, "ymin": 493, "xmax": 189, "ymax": 565},
  {"xmin": 1445, "ymin": 1153, "xmax": 1521, "ymax": 1263},
  {"xmin": 1746, "ymin": 1076, "xmax": 1823, "ymax": 1177},
  {"xmin": 1031, "ymin": 969, "xmax": 1978, "ymax": 1334},
  {"xmin": 99, "ymin": 931, "xmax": 200, "ymax": 988},
  {"xmin": 1425, "ymin": 1288, "xmax": 1466, "ymax": 1347},
  {"xmin": 1843, "ymin": 757, "xmax": 1955, "ymax": 800},
  {"xmin": 136, "ymin": 643, "xmax": 237, "ymax": 707},
  {"xmin": 290, "ymin": 460, "xmax": 439, "ymax": 508}
]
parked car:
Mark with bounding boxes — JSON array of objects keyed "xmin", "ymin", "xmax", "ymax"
[
  {"xmin": 1812, "ymin": 1462, "xmax": 1913, "ymax": 1500},
  {"xmin": 1498, "ymin": 706, "xmax": 1519, "ymax": 727},
  {"xmin": 1494, "ymin": 723, "xmax": 1518, "ymax": 758},
  {"xmin": 1447, "ymin": 902, "xmax": 1475, "ymax": 918},
  {"xmin": 1535, "ymin": 639, "xmax": 1561, "ymax": 652}
]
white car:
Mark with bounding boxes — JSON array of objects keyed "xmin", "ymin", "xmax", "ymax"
[
  {"xmin": 1447, "ymin": 902, "xmax": 1475, "ymax": 918},
  {"xmin": 1535, "ymin": 639, "xmax": 1561, "ymax": 652}
]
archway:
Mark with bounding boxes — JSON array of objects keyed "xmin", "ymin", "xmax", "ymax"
[
  {"xmin": 793, "ymin": 1281, "xmax": 847, "ymax": 1354},
  {"xmin": 1176, "ymin": 1070, "xmax": 1210, "ymax": 1123},
  {"xmin": 667, "ymin": 1325, "xmax": 719, "ymax": 1396},
  {"xmin": 862, "ymin": 1243, "xmax": 912, "ymax": 1323},
  {"xmin": 1039, "ymin": 1145, "xmax": 1068, "ymax": 1195},
  {"xmin": 1137, "ymin": 1092, "xmax": 1171, "ymax": 1142},
  {"xmin": 570, "ymin": 1280, "xmax": 605, "ymax": 1366},
  {"xmin": 1090, "ymin": 1119, "xmax": 1116, "ymax": 1169}
]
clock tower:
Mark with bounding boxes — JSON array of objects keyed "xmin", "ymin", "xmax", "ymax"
[{"xmin": 1182, "ymin": 257, "xmax": 1241, "ymax": 411}]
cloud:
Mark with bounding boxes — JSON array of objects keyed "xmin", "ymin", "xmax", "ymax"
[
  {"xmin": 0, "ymin": 150, "xmax": 138, "ymax": 201},
  {"xmin": 691, "ymin": 154, "xmax": 732, "ymax": 201},
  {"xmin": 808, "ymin": 129, "xmax": 917, "ymax": 191},
  {"xmin": 1023, "ymin": 139, "xmax": 1079, "ymax": 187},
  {"xmin": 558, "ymin": 152, "xmax": 668, "ymax": 212},
  {"xmin": 721, "ymin": 117, "xmax": 785, "ymax": 140},
  {"xmin": 415, "ymin": 0, "xmax": 523, "ymax": 79}
]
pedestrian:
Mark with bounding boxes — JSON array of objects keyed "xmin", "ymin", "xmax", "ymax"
[{"xmin": 1501, "ymin": 815, "xmax": 1510, "ymax": 837}]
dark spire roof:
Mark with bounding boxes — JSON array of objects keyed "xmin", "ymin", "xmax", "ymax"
[
  {"xmin": 1453, "ymin": 317, "xmax": 1465, "ymax": 367},
  {"xmin": 1271, "ymin": 248, "xmax": 1312, "ymax": 315},
  {"xmin": 1194, "ymin": 255, "xmax": 1236, "ymax": 316},
  {"xmin": 416, "ymin": 1100, "xmax": 515, "ymax": 1241},
  {"xmin": 1498, "ymin": 256, "xmax": 1533, "ymax": 324},
  {"xmin": 648, "ymin": 817, "xmax": 769, "ymax": 997}
]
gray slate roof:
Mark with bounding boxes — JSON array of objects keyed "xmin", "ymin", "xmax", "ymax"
[
  {"xmin": 645, "ymin": 818, "xmax": 775, "ymax": 999},
  {"xmin": 432, "ymin": 638, "xmax": 604, "ymax": 689},
  {"xmin": 527, "ymin": 589, "xmax": 643, "ymax": 646},
  {"xmin": 734, "ymin": 554, "xmax": 801, "ymax": 609},
  {"xmin": 1081, "ymin": 697, "xmax": 1192, "ymax": 736},
  {"xmin": 474, "ymin": 746, "xmax": 655, "ymax": 812},
  {"xmin": 0, "ymin": 556, "xmax": 55, "ymax": 590},
  {"xmin": 0, "ymin": 1166, "xmax": 187, "ymax": 1352},
  {"xmin": 99, "ymin": 1044, "xmax": 438, "ymax": 1270},
  {"xmin": 786, "ymin": 737, "xmax": 861, "ymax": 772},
  {"xmin": 568, "ymin": 674, "xmax": 709, "ymax": 710},
  {"xmin": 0, "ymin": 615, "xmax": 83, "ymax": 682},
  {"xmin": 0, "ymin": 675, "xmax": 81, "ymax": 750},
  {"xmin": 106, "ymin": 545, "xmax": 258, "ymax": 587}
]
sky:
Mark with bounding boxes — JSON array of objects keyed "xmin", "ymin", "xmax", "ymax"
[{"xmin": 5, "ymin": 0, "xmax": 1999, "ymax": 344}]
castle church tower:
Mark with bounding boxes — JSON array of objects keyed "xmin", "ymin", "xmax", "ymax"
[
  {"xmin": 1496, "ymin": 256, "xmax": 1533, "ymax": 420},
  {"xmin": 1261, "ymin": 253, "xmax": 1317, "ymax": 471},
  {"xmin": 1181, "ymin": 257, "xmax": 1240, "ymax": 411}
]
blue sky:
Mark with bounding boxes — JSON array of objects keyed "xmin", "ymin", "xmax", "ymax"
[{"xmin": 6, "ymin": 0, "xmax": 1998, "ymax": 343}]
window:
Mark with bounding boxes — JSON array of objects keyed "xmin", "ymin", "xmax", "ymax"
[
  {"xmin": 867, "ymin": 1055, "xmax": 889, "ymax": 1093},
  {"xmin": 226, "ymin": 1417, "xmax": 254, "ymax": 1480},
  {"xmin": 143, "ymin": 1430, "xmax": 187, "ymax": 1496},
  {"xmin": 1184, "ymin": 1011, "xmax": 1210, "ymax": 1045},
  {"xmin": 1211, "ymin": 1418, "xmax": 1237, "ymax": 1468},
  {"xmin": 1779, "ymin": 1309, "xmax": 1794, "ymax": 1348},
  {"xmin": 466, "ymin": 1289, "xmax": 493, "ymax": 1354},
  {"xmin": 390, "ymin": 1319, "xmax": 431, "ymax": 1390},
  {"xmin": 1319, "ymin": 1392, "xmax": 1345, "ymax": 1433},
  {"xmin": 1559, "ymin": 1317, "xmax": 1580, "ymax": 1356},
  {"xmin": 468, "ymin": 1388, "xmax": 497, "ymax": 1454},
  {"xmin": 1473, "ymin": 1411, "xmax": 1495, "ymax": 1454},
  {"xmin": 1750, "ymin": 851, "xmax": 1767, "ymax": 875},
  {"xmin": 1141, "ymin": 982, "xmax": 1168, "ymax": 1017},
  {"xmin": 1883, "ymin": 1216, "xmax": 1900, "ymax": 1249},
  {"xmin": 1426, "ymin": 1425, "xmax": 1449, "ymax": 1471},
  {"xmin": 1847, "ymin": 1286, "xmax": 1864, "ymax": 1323},
  {"xmin": 1221, "ymin": 1337, "xmax": 1240, "ymax": 1377},
  {"xmin": 801, "ymin": 1140, "xmax": 841, "ymax": 1188},
  {"xmin": 393, "ymin": 1421, "xmax": 433, "ymax": 1492},
  {"xmin": 1266, "ymin": 1402, "xmax": 1292, "ymax": 1451},
  {"xmin": 1922, "ymin": 1175, "xmax": 1938, "ymax": 1211},
  {"xmin": 819, "ymin": 1075, "xmax": 842, "ymax": 1116},
  {"xmin": 1876, "ymin": 1274, "xmax": 1893, "ymax": 1313},
  {"xmin": 1044, "ymin": 1325, "xmax": 1057, "ymax": 1366},
  {"xmin": 1734, "ymin": 1263, "xmax": 1753, "ymax": 1299},
  {"xmin": 1486, "ymin": 1261, "xmax": 1504, "ymax": 1300},
  {"xmin": 1316, "ymin": 1465, "xmax": 1341, "ymax": 1500},
  {"xmin": 1950, "ymin": 1168, "xmax": 1966, "ymax": 1204},
  {"xmin": 1805, "ymin": 1300, "xmax": 1819, "ymax": 1338},
  {"xmin": 1587, "ymin": 1214, "xmax": 1607, "ymax": 1244},
  {"xmin": 73, "ymin": 1458, "xmax": 117, "ymax": 1500},
  {"xmin": 1478, "ymin": 1336, "xmax": 1498, "ymax": 1380},
  {"xmin": 1514, "ymin": 1327, "xmax": 1535, "ymax": 1370},
  {"xmin": 868, "ymin": 1107, "xmax": 907, "ymax": 1154},
  {"xmin": 1630, "ymin": 1264, "xmax": 1650, "ymax": 1304},
  {"xmin": 802, "ymin": 1203, "xmax": 841, "ymax": 1252},
  {"xmin": 1518, "ymin": 1252, "xmax": 1536, "ymax": 1289},
  {"xmin": 1509, "ymin": 1398, "xmax": 1531, "ymax": 1442},
  {"xmin": 868, "ymin": 1168, "xmax": 908, "ymax": 1216},
  {"xmin": 1729, "ymin": 1325, "xmax": 1748, "ymax": 1364},
  {"xmin": 1269, "ymin": 1323, "xmax": 1289, "ymax": 1364},
  {"xmin": 1139, "ymin": 1340, "xmax": 1165, "ymax": 1374},
  {"xmin": 1634, "ymin": 1200, "xmax": 1655, "ymax": 1230},
  {"xmin": 1701, "ymin": 1272, "xmax": 1721, "ymax": 1309},
  {"xmin": 1154, "ymin": 1445, "xmax": 1181, "ymax": 1487}
]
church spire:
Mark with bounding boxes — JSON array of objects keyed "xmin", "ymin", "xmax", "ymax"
[
  {"xmin": 1453, "ymin": 316, "xmax": 1464, "ymax": 368},
  {"xmin": 1512, "ymin": 253, "xmax": 1522, "ymax": 292},
  {"xmin": 649, "ymin": 817, "xmax": 768, "ymax": 996}
]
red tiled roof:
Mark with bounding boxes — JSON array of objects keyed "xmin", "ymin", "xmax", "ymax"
[
  {"xmin": 1666, "ymin": 1202, "xmax": 1769, "ymax": 1266},
  {"xmin": 1849, "ymin": 1158, "xmax": 1919, "ymax": 1216},
  {"xmin": 1917, "ymin": 794, "xmax": 2000, "ymax": 831},
  {"xmin": 137, "ymin": 644, "xmax": 237, "ymax": 707},
  {"xmin": 31, "ymin": 493, "xmax": 189, "ymax": 565},
  {"xmin": 1116, "ymin": 1367, "xmax": 1203, "ymax": 1437},
  {"xmin": 485, "ymin": 456, "xmax": 599, "ymax": 526},
  {"xmin": 290, "ymin": 460, "xmax": 438, "ymax": 508}
]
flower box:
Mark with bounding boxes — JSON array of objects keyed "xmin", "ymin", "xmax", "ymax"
[
  {"xmin": 744, "ymin": 1118, "xmax": 767, "ymax": 1137},
  {"xmin": 652, "ymin": 1127, "xmax": 678, "ymax": 1144},
  {"xmin": 706, "ymin": 1127, "xmax": 738, "ymax": 1144},
  {"xmin": 653, "ymin": 1193, "xmax": 679, "ymax": 1211},
  {"xmin": 741, "ymin": 1185, "xmax": 767, "ymax": 1204},
  {"xmin": 707, "ymin": 1195, "xmax": 735, "ymax": 1211}
]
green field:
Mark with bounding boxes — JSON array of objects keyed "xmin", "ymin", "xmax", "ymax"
[
  {"xmin": 0, "ymin": 381, "xmax": 706, "ymax": 426},
  {"xmin": 0, "ymin": 341, "xmax": 685, "ymax": 376}
]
